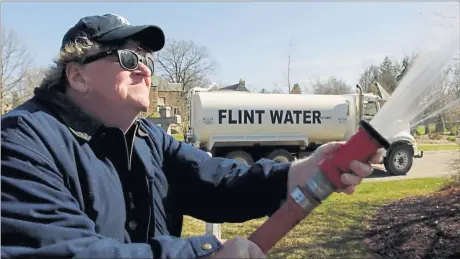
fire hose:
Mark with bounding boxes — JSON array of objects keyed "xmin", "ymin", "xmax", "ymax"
[{"xmin": 248, "ymin": 119, "xmax": 390, "ymax": 254}]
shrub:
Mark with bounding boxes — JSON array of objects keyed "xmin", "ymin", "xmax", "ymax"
[
  {"xmin": 447, "ymin": 136, "xmax": 457, "ymax": 142},
  {"xmin": 428, "ymin": 124, "xmax": 436, "ymax": 134},
  {"xmin": 441, "ymin": 134, "xmax": 460, "ymax": 190},
  {"xmin": 450, "ymin": 126, "xmax": 458, "ymax": 136},
  {"xmin": 416, "ymin": 126, "xmax": 425, "ymax": 135},
  {"xmin": 147, "ymin": 112, "xmax": 161, "ymax": 119},
  {"xmin": 428, "ymin": 133, "xmax": 442, "ymax": 140},
  {"xmin": 441, "ymin": 149, "xmax": 460, "ymax": 190}
]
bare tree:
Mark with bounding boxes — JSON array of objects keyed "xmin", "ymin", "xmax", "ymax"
[
  {"xmin": 259, "ymin": 88, "xmax": 270, "ymax": 93},
  {"xmin": 271, "ymin": 83, "xmax": 284, "ymax": 94},
  {"xmin": 312, "ymin": 76, "xmax": 351, "ymax": 95},
  {"xmin": 448, "ymin": 61, "xmax": 460, "ymax": 98},
  {"xmin": 155, "ymin": 38, "xmax": 217, "ymax": 134},
  {"xmin": 358, "ymin": 65, "xmax": 380, "ymax": 93},
  {"xmin": 1, "ymin": 27, "xmax": 34, "ymax": 115},
  {"xmin": 259, "ymin": 85, "xmax": 284, "ymax": 94},
  {"xmin": 395, "ymin": 53, "xmax": 418, "ymax": 83},
  {"xmin": 414, "ymin": 3, "xmax": 460, "ymax": 133},
  {"xmin": 156, "ymin": 38, "xmax": 217, "ymax": 93},
  {"xmin": 410, "ymin": 62, "xmax": 460, "ymax": 134},
  {"xmin": 22, "ymin": 67, "xmax": 46, "ymax": 97},
  {"xmin": 438, "ymin": 62, "xmax": 460, "ymax": 133}
]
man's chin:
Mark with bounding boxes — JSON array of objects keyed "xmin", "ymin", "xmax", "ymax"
[
  {"xmin": 139, "ymin": 100, "xmax": 150, "ymax": 113},
  {"xmin": 131, "ymin": 97, "xmax": 150, "ymax": 113},
  {"xmin": 133, "ymin": 101, "xmax": 149, "ymax": 112}
]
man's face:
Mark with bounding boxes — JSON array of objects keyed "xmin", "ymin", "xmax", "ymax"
[{"xmin": 77, "ymin": 40, "xmax": 153, "ymax": 113}]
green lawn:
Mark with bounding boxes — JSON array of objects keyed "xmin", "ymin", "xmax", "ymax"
[
  {"xmin": 418, "ymin": 144, "xmax": 459, "ymax": 151},
  {"xmin": 416, "ymin": 125, "xmax": 436, "ymax": 135},
  {"xmin": 171, "ymin": 134, "xmax": 458, "ymax": 151},
  {"xmin": 416, "ymin": 124, "xmax": 458, "ymax": 135},
  {"xmin": 181, "ymin": 177, "xmax": 446, "ymax": 259},
  {"xmin": 172, "ymin": 134, "xmax": 184, "ymax": 141}
]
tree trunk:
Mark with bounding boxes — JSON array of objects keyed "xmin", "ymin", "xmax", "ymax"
[{"xmin": 435, "ymin": 114, "xmax": 444, "ymax": 133}]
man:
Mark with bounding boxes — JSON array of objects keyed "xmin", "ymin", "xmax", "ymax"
[{"xmin": 1, "ymin": 14, "xmax": 380, "ymax": 259}]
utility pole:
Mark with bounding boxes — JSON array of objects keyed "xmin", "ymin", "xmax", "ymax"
[{"xmin": 287, "ymin": 43, "xmax": 292, "ymax": 94}]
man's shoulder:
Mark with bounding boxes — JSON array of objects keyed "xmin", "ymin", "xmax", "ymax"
[
  {"xmin": 1, "ymin": 97, "xmax": 67, "ymax": 144},
  {"xmin": 137, "ymin": 118, "xmax": 184, "ymax": 149},
  {"xmin": 138, "ymin": 117, "xmax": 168, "ymax": 137}
]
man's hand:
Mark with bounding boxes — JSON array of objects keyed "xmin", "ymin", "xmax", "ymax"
[
  {"xmin": 207, "ymin": 236, "xmax": 266, "ymax": 259},
  {"xmin": 288, "ymin": 141, "xmax": 383, "ymax": 194}
]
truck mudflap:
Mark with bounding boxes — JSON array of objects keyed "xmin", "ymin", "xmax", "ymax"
[{"xmin": 414, "ymin": 150, "xmax": 424, "ymax": 158}]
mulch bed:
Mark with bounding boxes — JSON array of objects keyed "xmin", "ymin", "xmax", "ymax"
[{"xmin": 364, "ymin": 188, "xmax": 460, "ymax": 259}]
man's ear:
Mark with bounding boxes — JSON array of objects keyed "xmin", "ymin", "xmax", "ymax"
[{"xmin": 66, "ymin": 62, "xmax": 88, "ymax": 93}]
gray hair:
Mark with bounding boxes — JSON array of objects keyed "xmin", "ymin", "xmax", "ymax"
[{"xmin": 37, "ymin": 33, "xmax": 111, "ymax": 92}]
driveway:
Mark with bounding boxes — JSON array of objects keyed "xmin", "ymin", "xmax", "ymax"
[{"xmin": 365, "ymin": 150, "xmax": 459, "ymax": 182}]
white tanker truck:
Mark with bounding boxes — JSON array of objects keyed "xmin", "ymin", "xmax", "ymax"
[{"xmin": 184, "ymin": 84, "xmax": 423, "ymax": 175}]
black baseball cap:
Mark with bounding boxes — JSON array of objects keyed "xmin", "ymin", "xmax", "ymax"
[{"xmin": 61, "ymin": 14, "xmax": 165, "ymax": 52}]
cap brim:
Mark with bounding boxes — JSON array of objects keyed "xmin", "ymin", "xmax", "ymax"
[{"xmin": 95, "ymin": 25, "xmax": 165, "ymax": 52}]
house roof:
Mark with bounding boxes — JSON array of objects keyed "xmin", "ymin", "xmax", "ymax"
[
  {"xmin": 151, "ymin": 74, "xmax": 182, "ymax": 92},
  {"xmin": 214, "ymin": 83, "xmax": 249, "ymax": 92}
]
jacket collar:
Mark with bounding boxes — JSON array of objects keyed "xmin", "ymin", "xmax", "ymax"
[{"xmin": 33, "ymin": 87, "xmax": 147, "ymax": 141}]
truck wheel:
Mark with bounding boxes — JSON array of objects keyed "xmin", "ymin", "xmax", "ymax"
[
  {"xmin": 267, "ymin": 149, "xmax": 295, "ymax": 163},
  {"xmin": 384, "ymin": 143, "xmax": 414, "ymax": 175},
  {"xmin": 226, "ymin": 151, "xmax": 254, "ymax": 166}
]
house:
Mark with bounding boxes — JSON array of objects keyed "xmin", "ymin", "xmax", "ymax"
[
  {"xmin": 139, "ymin": 77, "xmax": 249, "ymax": 119},
  {"xmin": 213, "ymin": 79, "xmax": 249, "ymax": 92},
  {"xmin": 140, "ymin": 75, "xmax": 184, "ymax": 118}
]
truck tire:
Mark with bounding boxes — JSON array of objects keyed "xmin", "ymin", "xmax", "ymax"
[
  {"xmin": 267, "ymin": 149, "xmax": 295, "ymax": 163},
  {"xmin": 384, "ymin": 142, "xmax": 414, "ymax": 175},
  {"xmin": 226, "ymin": 151, "xmax": 254, "ymax": 166}
]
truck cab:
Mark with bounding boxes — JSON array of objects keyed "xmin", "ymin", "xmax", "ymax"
[{"xmin": 356, "ymin": 84, "xmax": 423, "ymax": 175}]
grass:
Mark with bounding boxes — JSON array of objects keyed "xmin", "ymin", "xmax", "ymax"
[
  {"xmin": 415, "ymin": 124, "xmax": 452, "ymax": 135},
  {"xmin": 171, "ymin": 134, "xmax": 457, "ymax": 151},
  {"xmin": 172, "ymin": 134, "xmax": 184, "ymax": 141},
  {"xmin": 447, "ymin": 136, "xmax": 458, "ymax": 142},
  {"xmin": 416, "ymin": 124, "xmax": 458, "ymax": 136},
  {"xmin": 181, "ymin": 177, "xmax": 446, "ymax": 259},
  {"xmin": 416, "ymin": 125, "xmax": 436, "ymax": 135},
  {"xmin": 418, "ymin": 144, "xmax": 459, "ymax": 151}
]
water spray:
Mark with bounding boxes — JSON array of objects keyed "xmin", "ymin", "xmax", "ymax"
[
  {"xmin": 248, "ymin": 119, "xmax": 390, "ymax": 254},
  {"xmin": 247, "ymin": 18, "xmax": 459, "ymax": 254}
]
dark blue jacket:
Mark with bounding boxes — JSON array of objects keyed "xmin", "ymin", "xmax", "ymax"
[{"xmin": 1, "ymin": 90, "xmax": 290, "ymax": 259}]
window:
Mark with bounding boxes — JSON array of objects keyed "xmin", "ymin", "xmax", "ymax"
[
  {"xmin": 363, "ymin": 102, "xmax": 378, "ymax": 116},
  {"xmin": 158, "ymin": 97, "xmax": 166, "ymax": 106},
  {"xmin": 345, "ymin": 100, "xmax": 350, "ymax": 116},
  {"xmin": 173, "ymin": 107, "xmax": 180, "ymax": 116}
]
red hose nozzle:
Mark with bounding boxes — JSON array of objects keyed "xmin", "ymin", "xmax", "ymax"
[
  {"xmin": 248, "ymin": 120, "xmax": 390, "ymax": 254},
  {"xmin": 318, "ymin": 120, "xmax": 390, "ymax": 190}
]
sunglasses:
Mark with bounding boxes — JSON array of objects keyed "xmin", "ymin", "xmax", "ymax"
[{"xmin": 81, "ymin": 49, "xmax": 155, "ymax": 73}]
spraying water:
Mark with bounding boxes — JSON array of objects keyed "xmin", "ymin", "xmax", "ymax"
[
  {"xmin": 370, "ymin": 27, "xmax": 460, "ymax": 137},
  {"xmin": 410, "ymin": 99, "xmax": 460, "ymax": 127}
]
